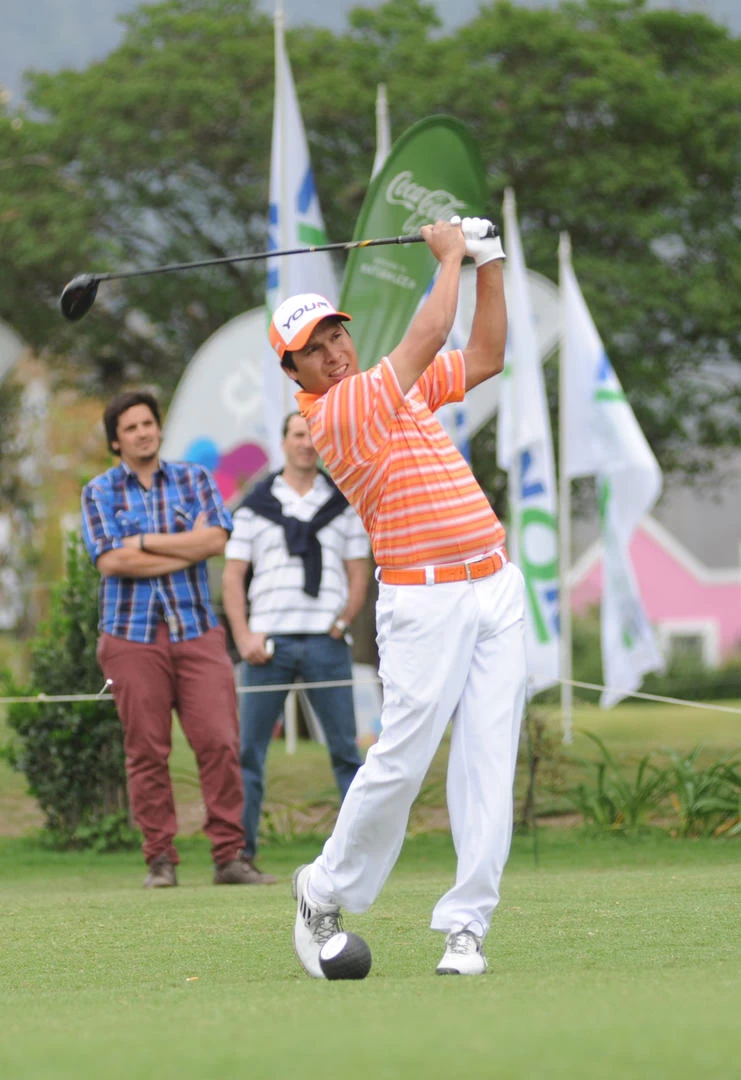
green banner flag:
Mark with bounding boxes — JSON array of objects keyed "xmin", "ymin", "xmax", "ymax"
[{"xmin": 339, "ymin": 116, "xmax": 489, "ymax": 371}]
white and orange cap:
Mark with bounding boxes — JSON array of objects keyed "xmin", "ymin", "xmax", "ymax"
[{"xmin": 269, "ymin": 293, "xmax": 351, "ymax": 359}]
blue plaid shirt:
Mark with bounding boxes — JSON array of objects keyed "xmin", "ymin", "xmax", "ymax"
[{"xmin": 81, "ymin": 459, "xmax": 233, "ymax": 643}]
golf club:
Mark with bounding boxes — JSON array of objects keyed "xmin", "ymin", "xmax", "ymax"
[{"xmin": 59, "ymin": 224, "xmax": 499, "ymax": 322}]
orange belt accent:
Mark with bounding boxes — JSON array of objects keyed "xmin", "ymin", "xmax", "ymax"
[{"xmin": 379, "ymin": 550, "xmax": 508, "ymax": 586}]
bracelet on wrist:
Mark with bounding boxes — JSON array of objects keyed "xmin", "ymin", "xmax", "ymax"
[{"xmin": 139, "ymin": 533, "xmax": 146, "ymax": 551}]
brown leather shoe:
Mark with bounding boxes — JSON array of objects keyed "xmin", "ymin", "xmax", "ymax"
[
  {"xmin": 143, "ymin": 854, "xmax": 177, "ymax": 888},
  {"xmin": 213, "ymin": 854, "xmax": 277, "ymax": 885}
]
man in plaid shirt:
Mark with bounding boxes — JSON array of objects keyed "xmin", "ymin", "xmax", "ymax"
[{"xmin": 82, "ymin": 390, "xmax": 274, "ymax": 887}]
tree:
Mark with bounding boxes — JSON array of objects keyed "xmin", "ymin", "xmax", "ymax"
[
  {"xmin": 0, "ymin": 0, "xmax": 738, "ymax": 481},
  {"xmin": 0, "ymin": 110, "xmax": 104, "ymax": 368},
  {"xmin": 0, "ymin": 378, "xmax": 38, "ymax": 636},
  {"xmin": 448, "ymin": 0, "xmax": 741, "ymax": 485},
  {"xmin": 1, "ymin": 0, "xmax": 283, "ymax": 391}
]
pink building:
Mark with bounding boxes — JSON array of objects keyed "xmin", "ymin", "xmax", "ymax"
[{"xmin": 569, "ymin": 461, "xmax": 741, "ymax": 668}]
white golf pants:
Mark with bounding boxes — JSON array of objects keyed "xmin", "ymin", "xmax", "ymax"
[{"xmin": 309, "ymin": 560, "xmax": 527, "ymax": 938}]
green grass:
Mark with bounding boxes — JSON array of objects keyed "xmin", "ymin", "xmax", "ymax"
[
  {"xmin": 560, "ymin": 699, "xmax": 740, "ymax": 755},
  {"xmin": 1, "ymin": 832, "xmax": 739, "ymax": 1080},
  {"xmin": 1, "ymin": 697, "xmax": 740, "ymax": 1078}
]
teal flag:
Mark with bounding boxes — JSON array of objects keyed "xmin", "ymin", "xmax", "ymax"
[{"xmin": 339, "ymin": 116, "xmax": 489, "ymax": 371}]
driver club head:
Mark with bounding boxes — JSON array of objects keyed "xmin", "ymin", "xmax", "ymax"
[{"xmin": 59, "ymin": 274, "xmax": 100, "ymax": 321}]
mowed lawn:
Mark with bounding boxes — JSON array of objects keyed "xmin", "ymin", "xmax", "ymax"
[
  {"xmin": 1, "ymin": 832, "xmax": 740, "ymax": 1080},
  {"xmin": 1, "ymin": 698, "xmax": 739, "ymax": 1079}
]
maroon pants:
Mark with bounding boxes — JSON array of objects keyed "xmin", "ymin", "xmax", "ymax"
[{"xmin": 97, "ymin": 623, "xmax": 244, "ymax": 866}]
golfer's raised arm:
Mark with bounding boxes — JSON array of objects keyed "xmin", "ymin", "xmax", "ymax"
[
  {"xmin": 445, "ymin": 215, "xmax": 508, "ymax": 391},
  {"xmin": 387, "ymin": 220, "xmax": 465, "ymax": 395},
  {"xmin": 463, "ymin": 259, "xmax": 507, "ymax": 390}
]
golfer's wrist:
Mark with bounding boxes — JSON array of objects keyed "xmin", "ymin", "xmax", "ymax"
[{"xmin": 332, "ymin": 617, "xmax": 349, "ymax": 633}]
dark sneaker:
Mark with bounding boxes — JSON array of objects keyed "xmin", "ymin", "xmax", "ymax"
[
  {"xmin": 292, "ymin": 864, "xmax": 343, "ymax": 978},
  {"xmin": 436, "ymin": 929, "xmax": 488, "ymax": 975},
  {"xmin": 213, "ymin": 854, "xmax": 277, "ymax": 885},
  {"xmin": 143, "ymin": 855, "xmax": 177, "ymax": 889}
]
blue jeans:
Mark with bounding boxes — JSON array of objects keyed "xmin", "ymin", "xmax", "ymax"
[{"xmin": 239, "ymin": 633, "xmax": 362, "ymax": 858}]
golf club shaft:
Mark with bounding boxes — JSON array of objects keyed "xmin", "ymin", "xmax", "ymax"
[{"xmin": 89, "ymin": 234, "xmax": 429, "ymax": 284}]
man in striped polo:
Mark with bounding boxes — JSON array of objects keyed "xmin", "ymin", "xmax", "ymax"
[
  {"xmin": 222, "ymin": 410, "xmax": 369, "ymax": 874},
  {"xmin": 269, "ymin": 216, "xmax": 528, "ymax": 977},
  {"xmin": 82, "ymin": 390, "xmax": 258, "ymax": 888}
]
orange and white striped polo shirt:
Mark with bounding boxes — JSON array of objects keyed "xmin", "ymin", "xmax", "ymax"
[{"xmin": 295, "ymin": 351, "xmax": 506, "ymax": 569}]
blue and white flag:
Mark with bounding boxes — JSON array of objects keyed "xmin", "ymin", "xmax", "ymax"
[
  {"xmin": 497, "ymin": 189, "xmax": 560, "ymax": 695},
  {"xmin": 263, "ymin": 1, "xmax": 338, "ymax": 467},
  {"xmin": 560, "ymin": 234, "xmax": 663, "ymax": 707}
]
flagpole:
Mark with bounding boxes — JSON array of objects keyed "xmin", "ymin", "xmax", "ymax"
[
  {"xmin": 275, "ymin": 1, "xmax": 287, "ymax": 257},
  {"xmin": 503, "ymin": 189, "xmax": 526, "ymax": 694},
  {"xmin": 273, "ymin": 0, "xmax": 298, "ymax": 752},
  {"xmin": 274, "ymin": 0, "xmax": 291, "ymax": 432},
  {"xmin": 558, "ymin": 232, "xmax": 574, "ymax": 744},
  {"xmin": 503, "ymin": 189, "xmax": 522, "ymax": 577}
]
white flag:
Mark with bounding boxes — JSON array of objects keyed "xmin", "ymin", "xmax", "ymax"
[
  {"xmin": 497, "ymin": 189, "xmax": 560, "ymax": 695},
  {"xmin": 560, "ymin": 234, "xmax": 664, "ymax": 707},
  {"xmin": 263, "ymin": 2, "xmax": 338, "ymax": 467}
]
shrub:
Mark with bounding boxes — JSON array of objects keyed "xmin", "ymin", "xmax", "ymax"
[
  {"xmin": 662, "ymin": 747, "xmax": 741, "ymax": 838},
  {"xmin": 570, "ymin": 731, "xmax": 666, "ymax": 830},
  {"xmin": 569, "ymin": 732, "xmax": 741, "ymax": 838},
  {"xmin": 642, "ymin": 658, "xmax": 741, "ymax": 703},
  {"xmin": 2, "ymin": 534, "xmax": 134, "ymax": 850}
]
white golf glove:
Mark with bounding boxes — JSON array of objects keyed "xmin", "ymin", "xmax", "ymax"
[{"xmin": 450, "ymin": 215, "xmax": 506, "ymax": 266}]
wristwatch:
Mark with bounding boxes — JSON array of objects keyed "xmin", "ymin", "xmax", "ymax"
[{"xmin": 333, "ymin": 618, "xmax": 348, "ymax": 633}]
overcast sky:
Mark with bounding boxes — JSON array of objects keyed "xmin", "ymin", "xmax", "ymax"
[{"xmin": 1, "ymin": 0, "xmax": 737, "ymax": 104}]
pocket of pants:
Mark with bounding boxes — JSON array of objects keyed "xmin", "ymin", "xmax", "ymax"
[
  {"xmin": 375, "ymin": 583, "xmax": 404, "ymax": 653},
  {"xmin": 96, "ymin": 634, "xmax": 125, "ymax": 699},
  {"xmin": 97, "ymin": 632, "xmax": 131, "ymax": 665}
]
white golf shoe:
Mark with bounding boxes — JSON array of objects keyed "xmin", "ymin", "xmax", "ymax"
[
  {"xmin": 436, "ymin": 929, "xmax": 488, "ymax": 975},
  {"xmin": 292, "ymin": 864, "xmax": 343, "ymax": 979}
]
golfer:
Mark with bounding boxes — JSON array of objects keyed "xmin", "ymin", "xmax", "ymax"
[{"xmin": 269, "ymin": 216, "xmax": 527, "ymax": 977}]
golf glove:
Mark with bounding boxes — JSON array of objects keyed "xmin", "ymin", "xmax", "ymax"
[{"xmin": 450, "ymin": 215, "xmax": 506, "ymax": 267}]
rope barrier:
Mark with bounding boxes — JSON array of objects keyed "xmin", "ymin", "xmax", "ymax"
[
  {"xmin": 0, "ymin": 677, "xmax": 739, "ymax": 712},
  {"xmin": 0, "ymin": 677, "xmax": 381, "ymax": 705},
  {"xmin": 561, "ymin": 679, "xmax": 741, "ymax": 715}
]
